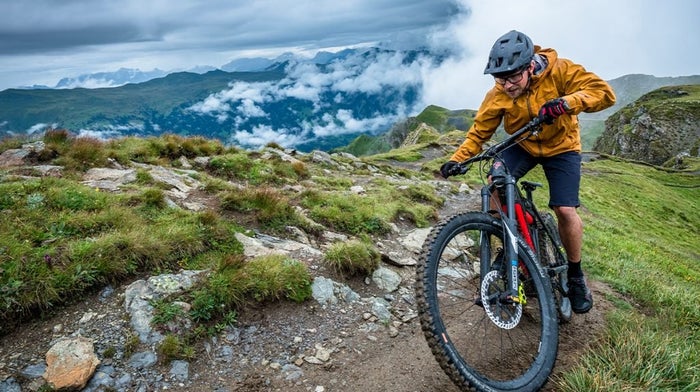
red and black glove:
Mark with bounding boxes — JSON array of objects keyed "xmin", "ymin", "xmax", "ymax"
[
  {"xmin": 440, "ymin": 161, "xmax": 460, "ymax": 178},
  {"xmin": 538, "ymin": 98, "xmax": 570, "ymax": 124}
]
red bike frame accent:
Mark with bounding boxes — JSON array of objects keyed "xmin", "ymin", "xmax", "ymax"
[{"xmin": 514, "ymin": 202, "xmax": 535, "ymax": 250}]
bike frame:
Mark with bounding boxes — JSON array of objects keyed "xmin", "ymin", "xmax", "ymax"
[
  {"xmin": 458, "ymin": 116, "xmax": 569, "ymax": 303},
  {"xmin": 481, "ymin": 174, "xmax": 570, "ymax": 300}
]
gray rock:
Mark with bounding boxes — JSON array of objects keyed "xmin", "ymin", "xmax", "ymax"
[
  {"xmin": 123, "ymin": 270, "xmax": 207, "ymax": 343},
  {"xmin": 311, "ymin": 276, "xmax": 337, "ymax": 305},
  {"xmin": 370, "ymin": 297, "xmax": 392, "ymax": 324},
  {"xmin": 371, "ymin": 267, "xmax": 402, "ymax": 292},
  {"xmin": 169, "ymin": 360, "xmax": 189, "ymax": 382},
  {"xmin": 20, "ymin": 363, "xmax": 46, "ymax": 379},
  {"xmin": 128, "ymin": 351, "xmax": 157, "ymax": 370},
  {"xmin": 0, "ymin": 377, "xmax": 21, "ymax": 392}
]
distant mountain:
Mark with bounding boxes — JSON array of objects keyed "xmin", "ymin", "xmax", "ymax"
[
  {"xmin": 335, "ymin": 105, "xmax": 476, "ymax": 156},
  {"xmin": 2, "ymin": 50, "xmax": 697, "ymax": 153},
  {"xmin": 0, "ymin": 48, "xmax": 435, "ymax": 152},
  {"xmin": 55, "ymin": 68, "xmax": 170, "ymax": 89},
  {"xmin": 220, "ymin": 57, "xmax": 276, "ymax": 72},
  {"xmin": 220, "ymin": 49, "xmax": 358, "ymax": 72}
]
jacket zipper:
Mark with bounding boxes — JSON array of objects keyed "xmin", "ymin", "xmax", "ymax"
[{"xmin": 524, "ymin": 90, "xmax": 544, "ymax": 157}]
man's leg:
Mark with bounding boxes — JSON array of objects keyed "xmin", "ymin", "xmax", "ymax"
[
  {"xmin": 553, "ymin": 206, "xmax": 582, "ymax": 263},
  {"xmin": 544, "ymin": 153, "xmax": 592, "ymax": 314}
]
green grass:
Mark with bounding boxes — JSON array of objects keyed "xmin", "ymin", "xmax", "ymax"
[
  {"xmin": 547, "ymin": 157, "xmax": 700, "ymax": 391},
  {"xmin": 556, "ymin": 311, "xmax": 699, "ymax": 391},
  {"xmin": 220, "ymin": 186, "xmax": 314, "ymax": 233},
  {"xmin": 0, "ymin": 134, "xmax": 250, "ymax": 332},
  {"xmin": 324, "ymin": 239, "xmax": 381, "ymax": 276},
  {"xmin": 300, "ymin": 178, "xmax": 442, "ymax": 235},
  {"xmin": 0, "ymin": 176, "xmax": 244, "ymax": 328}
]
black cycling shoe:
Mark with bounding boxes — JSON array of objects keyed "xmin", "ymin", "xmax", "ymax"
[{"xmin": 568, "ymin": 276, "xmax": 593, "ymax": 314}]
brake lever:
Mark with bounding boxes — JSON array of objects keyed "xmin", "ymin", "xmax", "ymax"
[{"xmin": 455, "ymin": 163, "xmax": 471, "ymax": 175}]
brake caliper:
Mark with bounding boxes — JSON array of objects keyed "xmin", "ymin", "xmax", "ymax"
[{"xmin": 512, "ymin": 282, "xmax": 527, "ymax": 305}]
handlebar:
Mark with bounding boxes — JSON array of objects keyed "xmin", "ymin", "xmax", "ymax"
[{"xmin": 452, "ymin": 116, "xmax": 544, "ymax": 175}]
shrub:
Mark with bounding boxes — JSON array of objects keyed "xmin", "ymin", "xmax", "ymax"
[
  {"xmin": 157, "ymin": 334, "xmax": 195, "ymax": 364},
  {"xmin": 323, "ymin": 239, "xmax": 380, "ymax": 276},
  {"xmin": 43, "ymin": 128, "xmax": 70, "ymax": 146},
  {"xmin": 243, "ymin": 255, "xmax": 313, "ymax": 303},
  {"xmin": 55, "ymin": 136, "xmax": 108, "ymax": 171},
  {"xmin": 0, "ymin": 135, "xmax": 24, "ymax": 154},
  {"xmin": 220, "ymin": 187, "xmax": 305, "ymax": 232},
  {"xmin": 208, "ymin": 153, "xmax": 269, "ymax": 183}
]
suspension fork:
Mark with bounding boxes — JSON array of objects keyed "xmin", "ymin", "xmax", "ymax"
[
  {"xmin": 502, "ymin": 175, "xmax": 521, "ymax": 301},
  {"xmin": 480, "ymin": 176, "xmax": 520, "ymax": 301}
]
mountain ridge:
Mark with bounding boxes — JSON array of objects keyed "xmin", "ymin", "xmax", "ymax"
[{"xmin": 2, "ymin": 55, "xmax": 698, "ymax": 153}]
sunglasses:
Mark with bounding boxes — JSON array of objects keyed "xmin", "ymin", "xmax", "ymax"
[{"xmin": 494, "ymin": 69, "xmax": 527, "ymax": 85}]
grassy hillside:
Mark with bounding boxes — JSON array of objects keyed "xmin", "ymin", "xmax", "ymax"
[
  {"xmin": 0, "ymin": 130, "xmax": 698, "ymax": 390},
  {"xmin": 0, "ymin": 70, "xmax": 285, "ymax": 132},
  {"xmin": 595, "ymin": 85, "xmax": 700, "ymax": 165},
  {"xmin": 337, "ymin": 105, "xmax": 476, "ymax": 156},
  {"xmin": 499, "ymin": 156, "xmax": 700, "ymax": 390}
]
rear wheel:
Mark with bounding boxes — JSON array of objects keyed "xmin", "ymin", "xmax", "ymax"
[
  {"xmin": 538, "ymin": 212, "xmax": 572, "ymax": 323},
  {"xmin": 415, "ymin": 212, "xmax": 558, "ymax": 392}
]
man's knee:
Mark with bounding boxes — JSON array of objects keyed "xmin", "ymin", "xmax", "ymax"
[{"xmin": 553, "ymin": 206, "xmax": 579, "ymax": 223}]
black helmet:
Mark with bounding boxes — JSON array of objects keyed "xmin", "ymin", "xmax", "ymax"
[{"xmin": 484, "ymin": 30, "xmax": 534, "ymax": 76}]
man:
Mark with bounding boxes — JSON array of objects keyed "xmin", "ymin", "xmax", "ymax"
[{"xmin": 440, "ymin": 30, "xmax": 616, "ymax": 313}]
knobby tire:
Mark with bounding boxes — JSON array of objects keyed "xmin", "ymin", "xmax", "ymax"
[{"xmin": 415, "ymin": 212, "xmax": 558, "ymax": 392}]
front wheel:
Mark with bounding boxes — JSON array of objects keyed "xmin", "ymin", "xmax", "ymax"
[{"xmin": 415, "ymin": 212, "xmax": 558, "ymax": 392}]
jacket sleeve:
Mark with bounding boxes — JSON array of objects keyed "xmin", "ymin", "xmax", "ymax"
[
  {"xmin": 556, "ymin": 59, "xmax": 616, "ymax": 114},
  {"xmin": 450, "ymin": 90, "xmax": 503, "ymax": 162}
]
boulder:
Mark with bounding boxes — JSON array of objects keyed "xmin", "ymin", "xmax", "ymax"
[{"xmin": 43, "ymin": 336, "xmax": 100, "ymax": 390}]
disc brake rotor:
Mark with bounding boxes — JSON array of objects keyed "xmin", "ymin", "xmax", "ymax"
[{"xmin": 480, "ymin": 270, "xmax": 522, "ymax": 329}]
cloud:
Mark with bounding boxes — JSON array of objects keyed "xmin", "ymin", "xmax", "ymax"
[
  {"xmin": 311, "ymin": 109, "xmax": 401, "ymax": 137},
  {"xmin": 77, "ymin": 122, "xmax": 146, "ymax": 140},
  {"xmin": 27, "ymin": 123, "xmax": 51, "ymax": 135},
  {"xmin": 188, "ymin": 49, "xmax": 435, "ymax": 149},
  {"xmin": 420, "ymin": 0, "xmax": 700, "ymax": 110},
  {"xmin": 0, "ymin": 0, "xmax": 459, "ymax": 89},
  {"xmin": 237, "ymin": 99, "xmax": 267, "ymax": 119},
  {"xmin": 233, "ymin": 125, "xmax": 307, "ymax": 149}
]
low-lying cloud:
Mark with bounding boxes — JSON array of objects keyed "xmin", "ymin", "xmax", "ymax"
[{"xmin": 188, "ymin": 49, "xmax": 439, "ymax": 149}]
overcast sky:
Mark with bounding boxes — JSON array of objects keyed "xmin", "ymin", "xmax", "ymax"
[{"xmin": 1, "ymin": 0, "xmax": 698, "ymax": 111}]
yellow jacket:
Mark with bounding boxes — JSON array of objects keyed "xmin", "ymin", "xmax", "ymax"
[{"xmin": 450, "ymin": 47, "xmax": 616, "ymax": 161}]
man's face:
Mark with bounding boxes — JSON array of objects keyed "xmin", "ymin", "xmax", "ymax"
[{"xmin": 494, "ymin": 63, "xmax": 533, "ymax": 99}]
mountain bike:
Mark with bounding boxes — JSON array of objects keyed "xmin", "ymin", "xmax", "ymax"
[{"xmin": 415, "ymin": 116, "xmax": 572, "ymax": 392}]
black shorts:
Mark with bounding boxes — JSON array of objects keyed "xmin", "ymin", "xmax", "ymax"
[{"xmin": 497, "ymin": 144, "xmax": 581, "ymax": 208}]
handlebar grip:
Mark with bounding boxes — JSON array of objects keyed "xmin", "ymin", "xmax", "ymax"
[{"xmin": 448, "ymin": 163, "xmax": 470, "ymax": 176}]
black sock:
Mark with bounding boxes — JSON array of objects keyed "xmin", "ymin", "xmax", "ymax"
[{"xmin": 568, "ymin": 261, "xmax": 583, "ymax": 278}]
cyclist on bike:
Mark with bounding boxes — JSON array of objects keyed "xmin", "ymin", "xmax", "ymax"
[{"xmin": 440, "ymin": 30, "xmax": 616, "ymax": 314}]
